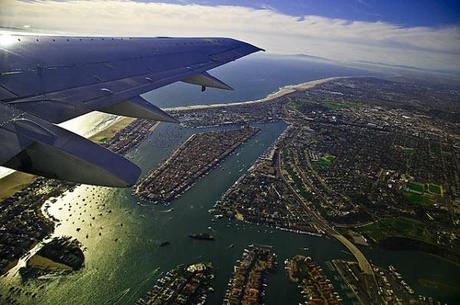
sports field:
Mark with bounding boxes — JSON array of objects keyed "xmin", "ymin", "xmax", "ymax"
[
  {"xmin": 402, "ymin": 181, "xmax": 443, "ymax": 206},
  {"xmin": 314, "ymin": 153, "xmax": 336, "ymax": 168}
]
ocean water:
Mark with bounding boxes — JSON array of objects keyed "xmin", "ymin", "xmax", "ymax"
[
  {"xmin": 142, "ymin": 54, "xmax": 371, "ymax": 107},
  {"xmin": 2, "ymin": 55, "xmax": 458, "ymax": 304}
]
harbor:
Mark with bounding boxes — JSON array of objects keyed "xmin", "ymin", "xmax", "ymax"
[{"xmin": 0, "ymin": 122, "xmax": 459, "ymax": 305}]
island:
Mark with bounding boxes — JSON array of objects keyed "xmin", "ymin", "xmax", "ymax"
[
  {"xmin": 223, "ymin": 245, "xmax": 277, "ymax": 305},
  {"xmin": 135, "ymin": 263, "xmax": 213, "ymax": 305},
  {"xmin": 135, "ymin": 126, "xmax": 259, "ymax": 203},
  {"xmin": 286, "ymin": 255, "xmax": 342, "ymax": 305}
]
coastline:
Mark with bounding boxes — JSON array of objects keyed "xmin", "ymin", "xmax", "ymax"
[
  {"xmin": 165, "ymin": 76, "xmax": 345, "ymax": 111},
  {"xmin": 0, "ymin": 76, "xmax": 342, "ymax": 200},
  {"xmin": 91, "ymin": 117, "xmax": 135, "ymax": 143},
  {"xmin": 1, "ymin": 78, "xmax": 459, "ymax": 305}
]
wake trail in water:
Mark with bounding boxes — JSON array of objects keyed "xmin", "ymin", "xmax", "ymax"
[{"xmin": 120, "ymin": 267, "xmax": 161, "ymax": 304}]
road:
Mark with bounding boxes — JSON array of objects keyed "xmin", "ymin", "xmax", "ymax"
[{"xmin": 277, "ymin": 146, "xmax": 374, "ymax": 276}]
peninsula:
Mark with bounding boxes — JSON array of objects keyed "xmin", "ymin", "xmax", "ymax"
[
  {"xmin": 135, "ymin": 126, "xmax": 259, "ymax": 203},
  {"xmin": 20, "ymin": 237, "xmax": 84, "ymax": 279}
]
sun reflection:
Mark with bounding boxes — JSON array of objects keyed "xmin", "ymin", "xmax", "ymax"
[{"xmin": 0, "ymin": 34, "xmax": 19, "ymax": 47}]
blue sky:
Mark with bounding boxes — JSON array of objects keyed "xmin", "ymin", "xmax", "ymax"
[
  {"xmin": 143, "ymin": 0, "xmax": 460, "ymax": 27},
  {"xmin": 1, "ymin": 0, "xmax": 459, "ymax": 72}
]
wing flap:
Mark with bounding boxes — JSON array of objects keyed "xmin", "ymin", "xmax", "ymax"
[
  {"xmin": 7, "ymin": 99, "xmax": 83, "ymax": 124},
  {"xmin": 101, "ymin": 96, "xmax": 178, "ymax": 123},
  {"xmin": 4, "ymin": 140, "xmax": 140, "ymax": 187},
  {"xmin": 0, "ymin": 104, "xmax": 141, "ymax": 187}
]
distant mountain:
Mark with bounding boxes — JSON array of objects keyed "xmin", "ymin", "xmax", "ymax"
[
  {"xmin": 291, "ymin": 53, "xmax": 334, "ymax": 62},
  {"xmin": 355, "ymin": 60, "xmax": 456, "ymax": 74}
]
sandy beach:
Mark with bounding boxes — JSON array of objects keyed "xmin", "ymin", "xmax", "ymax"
[
  {"xmin": 165, "ymin": 76, "xmax": 344, "ymax": 111},
  {"xmin": 90, "ymin": 117, "xmax": 136, "ymax": 143},
  {"xmin": 0, "ymin": 76, "xmax": 341, "ymax": 200},
  {"xmin": 0, "ymin": 172, "xmax": 36, "ymax": 202}
]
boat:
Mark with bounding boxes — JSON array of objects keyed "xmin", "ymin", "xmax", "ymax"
[
  {"xmin": 159, "ymin": 241, "xmax": 170, "ymax": 247},
  {"xmin": 188, "ymin": 233, "xmax": 215, "ymax": 241}
]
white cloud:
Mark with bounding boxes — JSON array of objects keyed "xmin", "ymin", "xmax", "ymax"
[{"xmin": 1, "ymin": 0, "xmax": 459, "ymax": 72}]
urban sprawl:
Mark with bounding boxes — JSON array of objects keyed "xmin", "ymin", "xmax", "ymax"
[{"xmin": 1, "ymin": 77, "xmax": 459, "ymax": 304}]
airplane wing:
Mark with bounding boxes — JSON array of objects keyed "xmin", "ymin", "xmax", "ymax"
[{"xmin": 0, "ymin": 34, "xmax": 263, "ymax": 186}]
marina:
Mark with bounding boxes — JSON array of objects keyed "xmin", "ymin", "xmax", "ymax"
[{"xmin": 0, "ymin": 121, "xmax": 459, "ymax": 305}]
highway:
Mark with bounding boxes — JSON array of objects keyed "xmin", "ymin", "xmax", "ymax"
[{"xmin": 277, "ymin": 144, "xmax": 375, "ymax": 277}]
